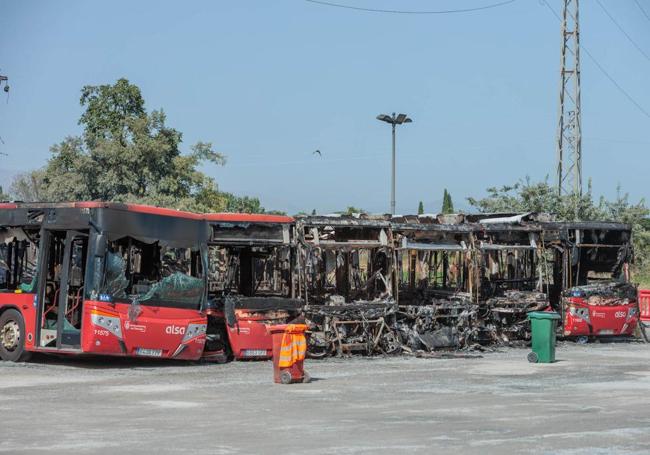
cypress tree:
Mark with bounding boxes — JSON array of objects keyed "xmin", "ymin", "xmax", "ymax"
[{"xmin": 442, "ymin": 189, "xmax": 455, "ymax": 214}]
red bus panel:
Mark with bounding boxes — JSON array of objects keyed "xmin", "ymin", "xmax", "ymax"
[
  {"xmin": 81, "ymin": 301, "xmax": 207, "ymax": 360},
  {"xmin": 563, "ymin": 297, "xmax": 638, "ymax": 337}
]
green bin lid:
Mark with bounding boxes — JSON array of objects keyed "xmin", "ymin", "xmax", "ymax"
[{"xmin": 527, "ymin": 311, "xmax": 561, "ymax": 320}]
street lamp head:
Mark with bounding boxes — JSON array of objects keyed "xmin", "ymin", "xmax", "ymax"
[
  {"xmin": 376, "ymin": 114, "xmax": 393, "ymax": 124},
  {"xmin": 394, "ymin": 113, "xmax": 412, "ymax": 124}
]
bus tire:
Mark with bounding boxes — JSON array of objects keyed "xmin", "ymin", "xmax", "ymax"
[{"xmin": 0, "ymin": 309, "xmax": 31, "ymax": 362}]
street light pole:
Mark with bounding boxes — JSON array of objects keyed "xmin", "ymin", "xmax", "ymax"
[
  {"xmin": 391, "ymin": 122, "xmax": 396, "ymax": 215},
  {"xmin": 376, "ymin": 112, "xmax": 412, "ymax": 215}
]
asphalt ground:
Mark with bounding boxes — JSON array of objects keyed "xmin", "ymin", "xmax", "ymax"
[{"xmin": 1, "ymin": 341, "xmax": 649, "ymax": 454}]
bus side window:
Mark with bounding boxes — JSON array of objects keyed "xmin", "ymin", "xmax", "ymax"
[{"xmin": 0, "ymin": 228, "xmax": 39, "ymax": 292}]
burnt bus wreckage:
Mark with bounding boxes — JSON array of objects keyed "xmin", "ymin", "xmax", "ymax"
[
  {"xmin": 542, "ymin": 221, "xmax": 639, "ymax": 340},
  {"xmin": 2, "ymin": 202, "xmax": 636, "ymax": 363},
  {"xmin": 178, "ymin": 212, "xmax": 640, "ymax": 356},
  {"xmin": 203, "ymin": 214, "xmax": 302, "ymax": 360},
  {"xmin": 288, "ymin": 213, "xmax": 638, "ymax": 356},
  {"xmin": 295, "ymin": 216, "xmax": 398, "ymax": 357}
]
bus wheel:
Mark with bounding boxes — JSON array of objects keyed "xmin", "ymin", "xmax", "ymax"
[{"xmin": 0, "ymin": 309, "xmax": 31, "ymax": 362}]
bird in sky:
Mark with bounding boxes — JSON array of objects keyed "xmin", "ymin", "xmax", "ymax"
[{"xmin": 313, "ymin": 150, "xmax": 322, "ymax": 157}]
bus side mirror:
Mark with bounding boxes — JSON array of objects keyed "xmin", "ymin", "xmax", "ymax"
[
  {"xmin": 93, "ymin": 233, "xmax": 107, "ymax": 257},
  {"xmin": 224, "ymin": 296, "xmax": 237, "ymax": 328}
]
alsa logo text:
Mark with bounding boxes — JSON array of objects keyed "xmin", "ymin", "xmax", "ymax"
[{"xmin": 165, "ymin": 325, "xmax": 186, "ymax": 335}]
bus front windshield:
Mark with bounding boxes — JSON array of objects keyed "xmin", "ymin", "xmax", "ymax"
[{"xmin": 98, "ymin": 237, "xmax": 205, "ymax": 310}]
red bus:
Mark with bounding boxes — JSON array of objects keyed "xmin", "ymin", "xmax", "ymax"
[
  {"xmin": 203, "ymin": 213, "xmax": 303, "ymax": 360},
  {"xmin": 553, "ymin": 222, "xmax": 639, "ymax": 340},
  {"xmin": 0, "ymin": 202, "xmax": 211, "ymax": 361}
]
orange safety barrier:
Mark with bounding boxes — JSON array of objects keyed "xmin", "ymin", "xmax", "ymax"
[{"xmin": 639, "ymin": 289, "xmax": 650, "ymax": 322}]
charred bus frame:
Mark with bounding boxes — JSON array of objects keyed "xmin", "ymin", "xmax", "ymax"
[
  {"xmin": 296, "ymin": 215, "xmax": 398, "ymax": 356},
  {"xmin": 203, "ymin": 213, "xmax": 303, "ymax": 360}
]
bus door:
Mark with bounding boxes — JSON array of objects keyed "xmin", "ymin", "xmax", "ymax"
[{"xmin": 37, "ymin": 230, "xmax": 88, "ymax": 350}]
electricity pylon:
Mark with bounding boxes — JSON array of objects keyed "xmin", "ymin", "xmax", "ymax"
[{"xmin": 555, "ymin": 0, "xmax": 582, "ymax": 199}]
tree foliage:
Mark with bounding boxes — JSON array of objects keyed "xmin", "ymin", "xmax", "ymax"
[
  {"xmin": 338, "ymin": 206, "xmax": 365, "ymax": 215},
  {"xmin": 441, "ymin": 189, "xmax": 454, "ymax": 214},
  {"xmin": 417, "ymin": 201, "xmax": 424, "ymax": 215},
  {"xmin": 9, "ymin": 78, "xmax": 265, "ymax": 213}
]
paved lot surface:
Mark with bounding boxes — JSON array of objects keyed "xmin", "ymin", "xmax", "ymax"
[{"xmin": 1, "ymin": 342, "xmax": 650, "ymax": 454}]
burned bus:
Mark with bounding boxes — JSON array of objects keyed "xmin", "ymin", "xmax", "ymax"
[
  {"xmin": 471, "ymin": 213, "xmax": 551, "ymax": 344},
  {"xmin": 0, "ymin": 202, "xmax": 209, "ymax": 361},
  {"xmin": 203, "ymin": 213, "xmax": 302, "ymax": 360},
  {"xmin": 542, "ymin": 221, "xmax": 638, "ymax": 340},
  {"xmin": 296, "ymin": 215, "xmax": 398, "ymax": 357},
  {"xmin": 391, "ymin": 214, "xmax": 477, "ymax": 350}
]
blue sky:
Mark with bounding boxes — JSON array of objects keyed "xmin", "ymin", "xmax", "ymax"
[{"xmin": 0, "ymin": 0, "xmax": 648, "ymax": 214}]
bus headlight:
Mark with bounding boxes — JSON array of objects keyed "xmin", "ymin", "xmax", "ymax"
[
  {"xmin": 569, "ymin": 306, "xmax": 590, "ymax": 323},
  {"xmin": 627, "ymin": 308, "xmax": 638, "ymax": 320},
  {"xmin": 182, "ymin": 323, "xmax": 207, "ymax": 343},
  {"xmin": 91, "ymin": 313, "xmax": 123, "ymax": 339}
]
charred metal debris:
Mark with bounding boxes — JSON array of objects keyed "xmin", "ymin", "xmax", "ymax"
[{"xmin": 203, "ymin": 213, "xmax": 635, "ymax": 357}]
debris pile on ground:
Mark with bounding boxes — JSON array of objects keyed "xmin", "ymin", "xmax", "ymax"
[
  {"xmin": 483, "ymin": 290, "xmax": 548, "ymax": 344},
  {"xmin": 305, "ymin": 297, "xmax": 397, "ymax": 357}
]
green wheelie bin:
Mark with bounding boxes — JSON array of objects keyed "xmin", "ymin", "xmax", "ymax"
[{"xmin": 527, "ymin": 311, "xmax": 561, "ymax": 363}]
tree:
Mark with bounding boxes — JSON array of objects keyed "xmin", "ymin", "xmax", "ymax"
[
  {"xmin": 441, "ymin": 189, "xmax": 454, "ymax": 214},
  {"xmin": 10, "ymin": 170, "xmax": 47, "ymax": 202},
  {"xmin": 79, "ymin": 78, "xmax": 146, "ymax": 148},
  {"xmin": 338, "ymin": 206, "xmax": 365, "ymax": 215},
  {"xmin": 467, "ymin": 177, "xmax": 609, "ymax": 221},
  {"xmin": 0, "ymin": 185, "xmax": 7, "ymax": 201},
  {"xmin": 418, "ymin": 201, "xmax": 424, "ymax": 215},
  {"xmin": 13, "ymin": 78, "xmax": 265, "ymax": 213}
]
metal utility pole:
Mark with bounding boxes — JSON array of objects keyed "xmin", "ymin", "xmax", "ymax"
[
  {"xmin": 0, "ymin": 73, "xmax": 7, "ymax": 154},
  {"xmin": 556, "ymin": 0, "xmax": 582, "ymax": 200},
  {"xmin": 376, "ymin": 112, "xmax": 412, "ymax": 215}
]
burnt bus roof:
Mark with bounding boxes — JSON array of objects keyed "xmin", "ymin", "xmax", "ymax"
[
  {"xmin": 203, "ymin": 213, "xmax": 294, "ymax": 224},
  {"xmin": 295, "ymin": 215, "xmax": 391, "ymax": 229},
  {"xmin": 0, "ymin": 202, "xmax": 208, "ymax": 244},
  {"xmin": 541, "ymin": 221, "xmax": 631, "ymax": 231},
  {"xmin": 204, "ymin": 213, "xmax": 293, "ymax": 245}
]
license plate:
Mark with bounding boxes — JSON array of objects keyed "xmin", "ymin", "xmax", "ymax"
[
  {"xmin": 598, "ymin": 329, "xmax": 614, "ymax": 335},
  {"xmin": 242, "ymin": 349, "xmax": 268, "ymax": 357},
  {"xmin": 135, "ymin": 348, "xmax": 163, "ymax": 357}
]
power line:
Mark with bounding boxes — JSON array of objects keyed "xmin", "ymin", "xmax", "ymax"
[
  {"xmin": 633, "ymin": 0, "xmax": 650, "ymax": 22},
  {"xmin": 542, "ymin": 0, "xmax": 650, "ymax": 120},
  {"xmin": 596, "ymin": 0, "xmax": 650, "ymax": 63},
  {"xmin": 303, "ymin": 0, "xmax": 517, "ymax": 15}
]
